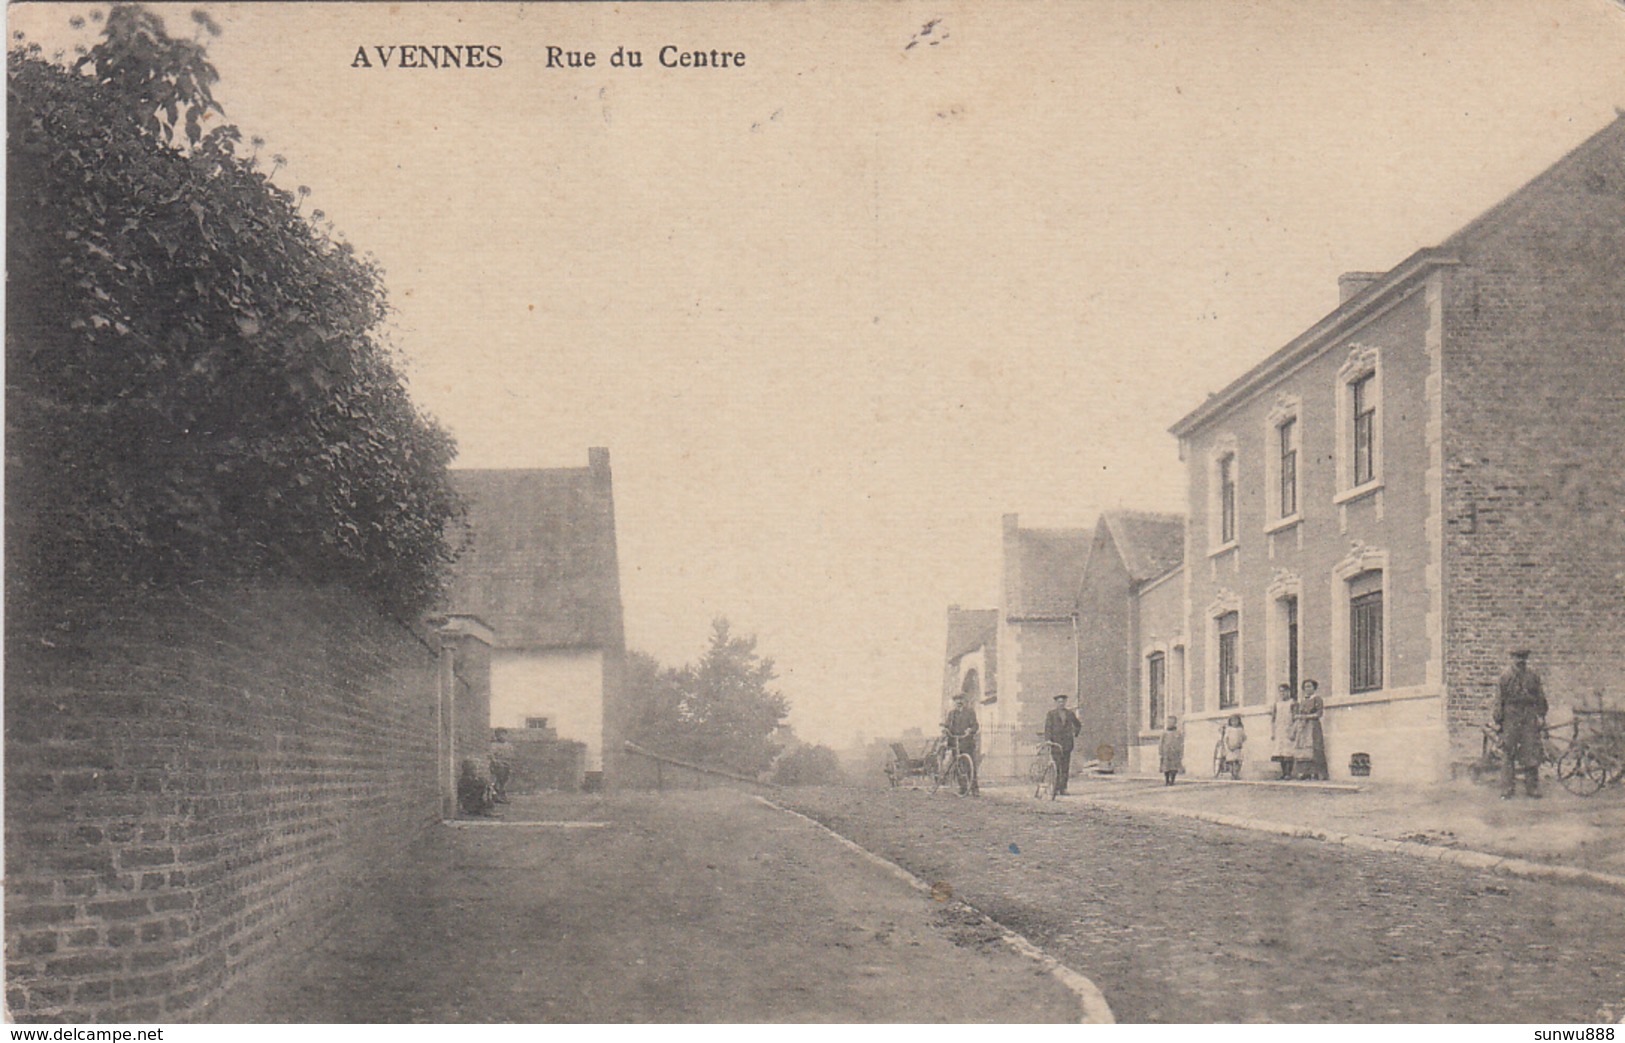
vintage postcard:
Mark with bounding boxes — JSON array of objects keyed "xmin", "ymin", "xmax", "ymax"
[{"xmin": 6, "ymin": 0, "xmax": 1625, "ymax": 1027}]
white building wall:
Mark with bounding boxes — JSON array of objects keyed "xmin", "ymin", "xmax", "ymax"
[{"xmin": 491, "ymin": 649, "xmax": 606, "ymax": 770}]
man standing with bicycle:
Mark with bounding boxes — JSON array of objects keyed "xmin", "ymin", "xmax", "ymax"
[
  {"xmin": 1496, "ymin": 648, "xmax": 1548, "ymax": 799},
  {"xmin": 945, "ymin": 693, "xmax": 981, "ymax": 796},
  {"xmin": 1044, "ymin": 693, "xmax": 1083, "ymax": 795}
]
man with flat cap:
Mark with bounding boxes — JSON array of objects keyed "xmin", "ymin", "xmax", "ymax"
[
  {"xmin": 943, "ymin": 692, "xmax": 981, "ymax": 796},
  {"xmin": 1495, "ymin": 648, "xmax": 1548, "ymax": 799},
  {"xmin": 1044, "ymin": 693, "xmax": 1083, "ymax": 795}
]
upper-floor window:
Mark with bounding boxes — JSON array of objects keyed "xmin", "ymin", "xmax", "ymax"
[
  {"xmin": 1216, "ymin": 611, "xmax": 1240, "ymax": 710},
  {"xmin": 1278, "ymin": 418, "xmax": 1298, "ymax": 517},
  {"xmin": 1219, "ymin": 453, "xmax": 1237, "ymax": 544},
  {"xmin": 1336, "ymin": 345, "xmax": 1381, "ymax": 497},
  {"xmin": 1352, "ymin": 373, "xmax": 1376, "ymax": 487}
]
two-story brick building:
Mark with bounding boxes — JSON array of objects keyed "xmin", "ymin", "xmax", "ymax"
[
  {"xmin": 1168, "ymin": 114, "xmax": 1625, "ymax": 782},
  {"xmin": 941, "ymin": 515, "xmax": 1091, "ymax": 782}
]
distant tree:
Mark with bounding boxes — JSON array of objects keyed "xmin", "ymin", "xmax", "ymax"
[
  {"xmin": 771, "ymin": 743, "xmax": 844, "ymax": 786},
  {"xmin": 623, "ymin": 649, "xmax": 690, "ymax": 750},
  {"xmin": 623, "ymin": 619, "xmax": 790, "ymax": 777},
  {"xmin": 7, "ymin": 6, "xmax": 462, "ymax": 620}
]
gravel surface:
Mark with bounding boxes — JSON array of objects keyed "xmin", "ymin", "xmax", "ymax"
[{"xmin": 778, "ymin": 785, "xmax": 1625, "ymax": 1023}]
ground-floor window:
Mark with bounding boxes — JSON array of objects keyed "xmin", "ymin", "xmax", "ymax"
[
  {"xmin": 1217, "ymin": 611, "xmax": 1240, "ymax": 709},
  {"xmin": 1349, "ymin": 570, "xmax": 1383, "ymax": 693},
  {"xmin": 1147, "ymin": 651, "xmax": 1167, "ymax": 728}
]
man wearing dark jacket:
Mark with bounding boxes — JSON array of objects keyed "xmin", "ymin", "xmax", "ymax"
[
  {"xmin": 944, "ymin": 693, "xmax": 981, "ymax": 796},
  {"xmin": 1496, "ymin": 649, "xmax": 1548, "ymax": 798},
  {"xmin": 1044, "ymin": 693, "xmax": 1083, "ymax": 795}
]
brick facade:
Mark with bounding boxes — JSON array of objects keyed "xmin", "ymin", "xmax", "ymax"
[
  {"xmin": 4, "ymin": 582, "xmax": 464, "ymax": 1022},
  {"xmin": 1129, "ymin": 567, "xmax": 1187, "ymax": 773},
  {"xmin": 1169, "ymin": 114, "xmax": 1625, "ymax": 781},
  {"xmin": 1438, "ymin": 119, "xmax": 1625, "ymax": 753}
]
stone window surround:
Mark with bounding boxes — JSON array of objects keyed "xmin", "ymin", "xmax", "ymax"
[
  {"xmin": 1264, "ymin": 395, "xmax": 1303, "ymax": 532},
  {"xmin": 1264, "ymin": 570, "xmax": 1302, "ymax": 701},
  {"xmin": 1204, "ymin": 589, "xmax": 1243, "ymax": 717},
  {"xmin": 1334, "ymin": 344, "xmax": 1384, "ymax": 505},
  {"xmin": 1330, "ymin": 543, "xmax": 1390, "ymax": 700},
  {"xmin": 1139, "ymin": 637, "xmax": 1187, "ymax": 738},
  {"xmin": 1206, "ymin": 432, "xmax": 1241, "ymax": 556}
]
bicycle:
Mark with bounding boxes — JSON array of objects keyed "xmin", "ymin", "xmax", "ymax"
[
  {"xmin": 1030, "ymin": 739, "xmax": 1062, "ymax": 800},
  {"xmin": 1556, "ymin": 701, "xmax": 1625, "ymax": 797},
  {"xmin": 1468, "ymin": 721, "xmax": 1569, "ymax": 787},
  {"xmin": 932, "ymin": 730, "xmax": 977, "ymax": 796}
]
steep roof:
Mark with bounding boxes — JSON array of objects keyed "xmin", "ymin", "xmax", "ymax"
[
  {"xmin": 1100, "ymin": 511, "xmax": 1185, "ymax": 584},
  {"xmin": 944, "ymin": 606, "xmax": 998, "ymax": 663},
  {"xmin": 1004, "ymin": 518, "xmax": 1092, "ymax": 619},
  {"xmin": 1171, "ymin": 112, "xmax": 1625, "ymax": 438},
  {"xmin": 445, "ymin": 453, "xmax": 624, "ymax": 651}
]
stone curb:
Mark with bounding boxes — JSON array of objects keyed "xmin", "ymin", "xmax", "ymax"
[
  {"xmin": 753, "ymin": 795, "xmax": 1116, "ymax": 1025},
  {"xmin": 1047, "ymin": 793, "xmax": 1625, "ymax": 895}
]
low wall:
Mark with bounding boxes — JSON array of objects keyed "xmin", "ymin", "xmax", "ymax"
[
  {"xmin": 4, "ymin": 582, "xmax": 445, "ymax": 1022},
  {"xmin": 494, "ymin": 734, "xmax": 586, "ymax": 793}
]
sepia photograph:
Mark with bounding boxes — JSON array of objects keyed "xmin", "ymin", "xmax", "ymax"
[{"xmin": 6, "ymin": 0, "xmax": 1625, "ymax": 1026}]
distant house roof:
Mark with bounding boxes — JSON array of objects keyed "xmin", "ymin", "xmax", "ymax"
[
  {"xmin": 945, "ymin": 606, "xmax": 997, "ymax": 663},
  {"xmin": 1003, "ymin": 516, "xmax": 1092, "ymax": 619},
  {"xmin": 1099, "ymin": 511, "xmax": 1185, "ymax": 584},
  {"xmin": 446, "ymin": 450, "xmax": 625, "ymax": 652}
]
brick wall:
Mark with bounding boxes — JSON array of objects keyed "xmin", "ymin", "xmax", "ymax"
[
  {"xmin": 1075, "ymin": 534, "xmax": 1132, "ymax": 764},
  {"xmin": 4, "ymin": 582, "xmax": 445, "ymax": 1022},
  {"xmin": 1440, "ymin": 120, "xmax": 1625, "ymax": 754},
  {"xmin": 1011, "ymin": 623, "xmax": 1077, "ymax": 745}
]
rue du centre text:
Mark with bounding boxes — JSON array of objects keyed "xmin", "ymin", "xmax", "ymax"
[{"xmin": 350, "ymin": 44, "xmax": 747, "ymax": 70}]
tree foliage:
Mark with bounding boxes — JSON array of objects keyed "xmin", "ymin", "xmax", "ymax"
[
  {"xmin": 7, "ymin": 6, "xmax": 462, "ymax": 619},
  {"xmin": 624, "ymin": 620, "xmax": 791, "ymax": 777},
  {"xmin": 771, "ymin": 743, "xmax": 844, "ymax": 786}
]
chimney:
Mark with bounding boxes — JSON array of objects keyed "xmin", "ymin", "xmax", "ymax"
[
  {"xmin": 1338, "ymin": 271, "xmax": 1384, "ymax": 304},
  {"xmin": 1002, "ymin": 513, "xmax": 1019, "ymax": 535},
  {"xmin": 588, "ymin": 446, "xmax": 611, "ymax": 477}
]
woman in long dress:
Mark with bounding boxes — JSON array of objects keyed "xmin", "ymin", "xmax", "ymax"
[
  {"xmin": 1269, "ymin": 683, "xmax": 1297, "ymax": 779},
  {"xmin": 1293, "ymin": 679, "xmax": 1327, "ymax": 780}
]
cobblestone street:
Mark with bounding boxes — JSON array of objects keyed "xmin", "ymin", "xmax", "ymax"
[{"xmin": 779, "ymin": 786, "xmax": 1625, "ymax": 1023}]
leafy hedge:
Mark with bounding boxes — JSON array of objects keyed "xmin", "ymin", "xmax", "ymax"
[{"xmin": 7, "ymin": 7, "xmax": 462, "ymax": 619}]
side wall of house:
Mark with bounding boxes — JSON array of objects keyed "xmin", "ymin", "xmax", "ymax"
[
  {"xmin": 4, "ymin": 583, "xmax": 445, "ymax": 1022},
  {"xmin": 1129, "ymin": 570, "xmax": 1187, "ymax": 773},
  {"xmin": 1441, "ymin": 125, "xmax": 1625, "ymax": 753},
  {"xmin": 490, "ymin": 649, "xmax": 605, "ymax": 772},
  {"xmin": 1076, "ymin": 537, "xmax": 1132, "ymax": 766}
]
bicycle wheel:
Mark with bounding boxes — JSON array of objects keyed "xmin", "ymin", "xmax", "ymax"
[
  {"xmin": 929, "ymin": 758, "xmax": 946, "ymax": 794},
  {"xmin": 1558, "ymin": 747, "xmax": 1606, "ymax": 796},
  {"xmin": 1028, "ymin": 755, "xmax": 1048, "ymax": 794},
  {"xmin": 955, "ymin": 754, "xmax": 975, "ymax": 796},
  {"xmin": 1034, "ymin": 759, "xmax": 1055, "ymax": 800}
]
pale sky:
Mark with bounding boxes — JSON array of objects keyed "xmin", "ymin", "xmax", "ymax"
[{"xmin": 15, "ymin": 1, "xmax": 1625, "ymax": 748}]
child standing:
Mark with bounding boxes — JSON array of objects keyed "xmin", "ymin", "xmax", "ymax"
[
  {"xmin": 1219, "ymin": 713, "xmax": 1246, "ymax": 780},
  {"xmin": 1158, "ymin": 715, "xmax": 1184, "ymax": 786}
]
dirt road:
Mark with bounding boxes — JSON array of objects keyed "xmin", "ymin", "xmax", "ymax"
[{"xmin": 223, "ymin": 788, "xmax": 1082, "ymax": 1022}]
